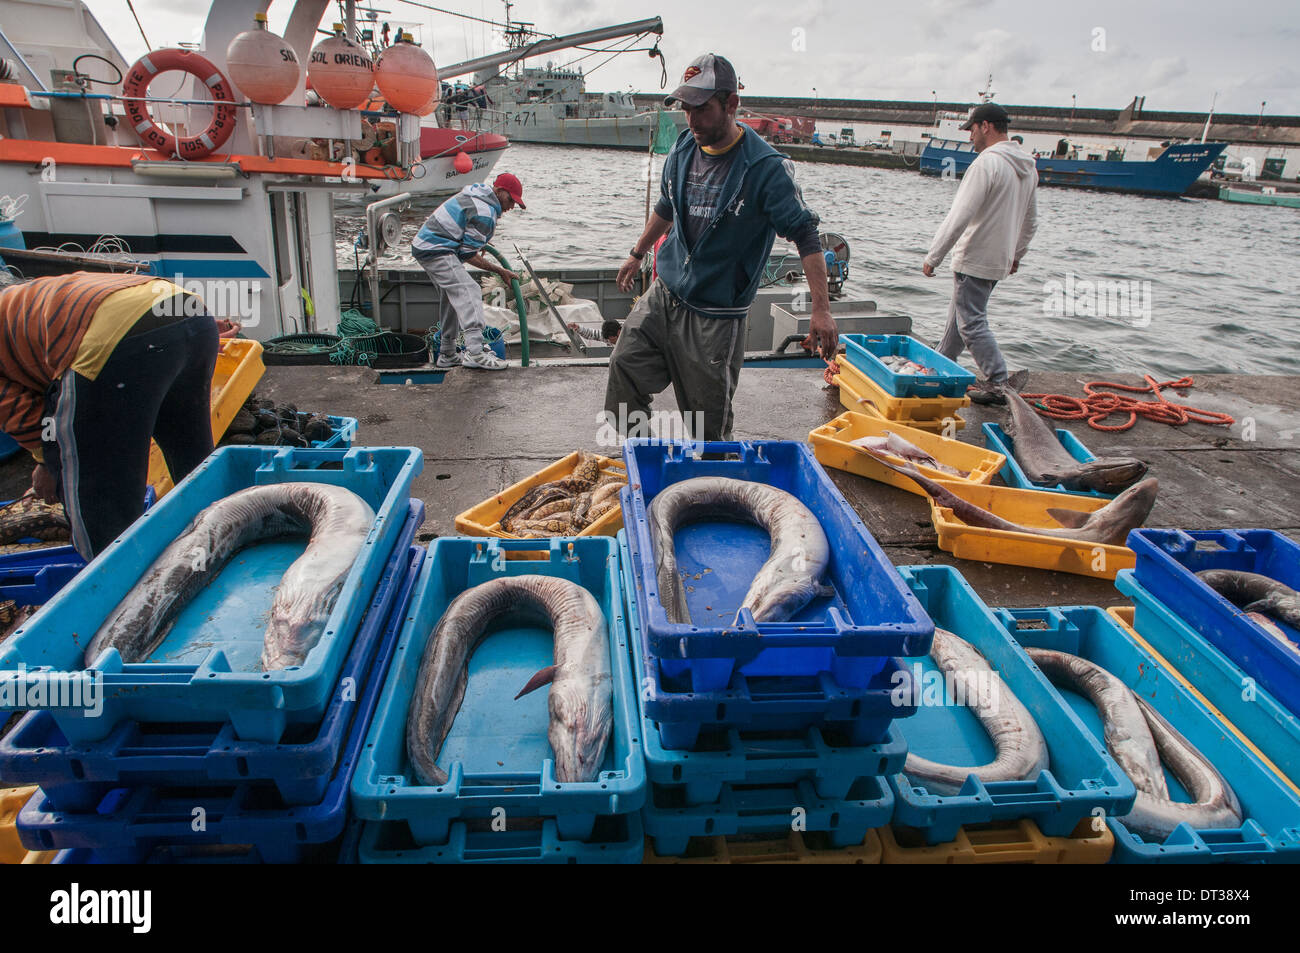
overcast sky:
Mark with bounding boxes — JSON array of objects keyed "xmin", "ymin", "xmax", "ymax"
[{"xmin": 84, "ymin": 0, "xmax": 1300, "ymax": 114}]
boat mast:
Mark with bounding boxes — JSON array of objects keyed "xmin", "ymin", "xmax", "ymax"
[
  {"xmin": 436, "ymin": 16, "xmax": 663, "ymax": 81},
  {"xmin": 1201, "ymin": 90, "xmax": 1217, "ymax": 143}
]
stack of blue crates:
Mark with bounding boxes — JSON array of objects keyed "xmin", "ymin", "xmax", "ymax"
[
  {"xmin": 349, "ymin": 536, "xmax": 647, "ymax": 864},
  {"xmin": 619, "ymin": 439, "xmax": 935, "ymax": 857},
  {"xmin": 0, "ymin": 445, "xmax": 425, "ymax": 863}
]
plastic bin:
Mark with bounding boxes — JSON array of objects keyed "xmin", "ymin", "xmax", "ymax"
[
  {"xmin": 357, "ymin": 813, "xmax": 645, "ymax": 864},
  {"xmin": 315, "ymin": 415, "xmax": 358, "ymax": 450},
  {"xmin": 1105, "ymin": 605, "xmax": 1298, "ymax": 795},
  {"xmin": 0, "ymin": 520, "xmax": 424, "ymax": 811},
  {"xmin": 454, "ymin": 451, "xmax": 626, "ymax": 540},
  {"xmin": 842, "ymin": 333, "xmax": 975, "ymax": 398},
  {"xmin": 1128, "ymin": 528, "xmax": 1300, "ymax": 716},
  {"xmin": 644, "ymin": 828, "xmax": 884, "ymax": 864},
  {"xmin": 148, "ymin": 338, "xmax": 265, "ymax": 496},
  {"xmin": 833, "ymin": 359, "xmax": 970, "ymax": 429},
  {"xmin": 0, "ymin": 445, "xmax": 423, "ymax": 744},
  {"xmin": 0, "ymin": 563, "xmax": 81, "ymax": 606},
  {"xmin": 999, "ymin": 603, "xmax": 1300, "ymax": 863},
  {"xmin": 924, "ymin": 479, "xmax": 1135, "ymax": 579},
  {"xmin": 1, "ymin": 786, "xmax": 55, "ymax": 864},
  {"xmin": 889, "ymin": 566, "xmax": 1135, "ymax": 844},
  {"xmin": 879, "ymin": 818, "xmax": 1114, "ymax": 864},
  {"xmin": 621, "ymin": 441, "xmax": 933, "ymax": 691},
  {"xmin": 351, "ymin": 535, "xmax": 644, "ymax": 845},
  {"xmin": 982, "ymin": 422, "xmax": 1114, "ymax": 498},
  {"xmin": 1116, "ymin": 570, "xmax": 1300, "ymax": 793},
  {"xmin": 15, "ymin": 544, "xmax": 417, "ymax": 863},
  {"xmin": 810, "ymin": 411, "xmax": 1004, "ymax": 497},
  {"xmin": 621, "ymin": 531, "xmax": 918, "ymax": 751},
  {"xmin": 642, "ymin": 776, "xmax": 895, "ymax": 857}
]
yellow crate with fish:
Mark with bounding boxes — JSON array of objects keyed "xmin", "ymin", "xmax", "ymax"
[
  {"xmin": 643, "ymin": 828, "xmax": 883, "ymax": 864},
  {"xmin": 832, "ymin": 357, "xmax": 969, "ymax": 432},
  {"xmin": 878, "ymin": 818, "xmax": 1113, "ymax": 864},
  {"xmin": 147, "ymin": 338, "xmax": 266, "ymax": 497},
  {"xmin": 0, "ymin": 786, "xmax": 55, "ymax": 864},
  {"xmin": 454, "ymin": 450, "xmax": 627, "ymax": 542},
  {"xmin": 809, "ymin": 411, "xmax": 1004, "ymax": 496}
]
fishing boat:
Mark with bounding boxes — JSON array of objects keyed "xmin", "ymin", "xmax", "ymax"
[
  {"xmin": 920, "ymin": 137, "xmax": 1228, "ymax": 197},
  {"xmin": 1219, "ymin": 187, "xmax": 1300, "ymax": 208}
]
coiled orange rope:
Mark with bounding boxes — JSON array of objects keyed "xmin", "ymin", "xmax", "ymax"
[{"xmin": 1022, "ymin": 376, "xmax": 1235, "ymax": 432}]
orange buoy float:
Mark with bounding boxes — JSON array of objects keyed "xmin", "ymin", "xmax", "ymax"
[
  {"xmin": 307, "ymin": 22, "xmax": 374, "ymax": 110},
  {"xmin": 122, "ymin": 49, "xmax": 237, "ymax": 159},
  {"xmin": 225, "ymin": 13, "xmax": 300, "ymax": 105},
  {"xmin": 374, "ymin": 31, "xmax": 438, "ymax": 114},
  {"xmin": 453, "ymin": 151, "xmax": 473, "ymax": 174}
]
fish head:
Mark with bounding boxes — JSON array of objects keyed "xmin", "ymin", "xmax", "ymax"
[
  {"xmin": 1104, "ymin": 476, "xmax": 1160, "ymax": 533},
  {"xmin": 547, "ymin": 681, "xmax": 612, "ymax": 783},
  {"xmin": 1075, "ymin": 458, "xmax": 1149, "ymax": 493},
  {"xmin": 262, "ymin": 611, "xmax": 322, "ymax": 671}
]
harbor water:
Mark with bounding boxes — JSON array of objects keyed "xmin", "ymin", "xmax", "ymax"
[{"xmin": 335, "ymin": 142, "xmax": 1300, "ymax": 378}]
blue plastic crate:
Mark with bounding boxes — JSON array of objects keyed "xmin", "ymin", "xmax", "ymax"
[
  {"xmin": 0, "ymin": 487, "xmax": 157, "ymax": 572},
  {"xmin": 1117, "ymin": 569, "xmax": 1300, "ymax": 790},
  {"xmin": 981, "ymin": 422, "xmax": 1114, "ymax": 498},
  {"xmin": 621, "ymin": 440, "xmax": 934, "ymax": 691},
  {"xmin": 351, "ymin": 535, "xmax": 645, "ymax": 845},
  {"xmin": 1128, "ymin": 528, "xmax": 1300, "ymax": 715},
  {"xmin": 357, "ymin": 813, "xmax": 644, "ymax": 864},
  {"xmin": 0, "ymin": 445, "xmax": 422, "ymax": 744},
  {"xmin": 621, "ymin": 531, "xmax": 916, "ymax": 751},
  {"xmin": 0, "ymin": 563, "xmax": 81, "ymax": 606},
  {"xmin": 888, "ymin": 566, "xmax": 1135, "ymax": 845},
  {"xmin": 642, "ymin": 776, "xmax": 895, "ymax": 857},
  {"xmin": 0, "ymin": 515, "xmax": 424, "ymax": 811},
  {"xmin": 842, "ymin": 333, "xmax": 975, "ymax": 398},
  {"xmin": 50, "ymin": 844, "xmax": 289, "ymax": 864},
  {"xmin": 314, "ymin": 415, "xmax": 358, "ymax": 450},
  {"xmin": 15, "ymin": 543, "xmax": 418, "ymax": 863},
  {"xmin": 999, "ymin": 603, "xmax": 1300, "ymax": 864}
]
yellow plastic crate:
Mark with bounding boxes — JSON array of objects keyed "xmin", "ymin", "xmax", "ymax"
[
  {"xmin": 1105, "ymin": 606, "xmax": 1299, "ymax": 796},
  {"xmin": 148, "ymin": 338, "xmax": 266, "ymax": 497},
  {"xmin": 810, "ymin": 411, "xmax": 1004, "ymax": 497},
  {"xmin": 833, "ymin": 358, "xmax": 970, "ymax": 428},
  {"xmin": 643, "ymin": 829, "xmax": 883, "ymax": 864},
  {"xmin": 879, "ymin": 818, "xmax": 1113, "ymax": 864},
  {"xmin": 925, "ymin": 479, "xmax": 1134, "ymax": 579},
  {"xmin": 1, "ymin": 786, "xmax": 55, "ymax": 864},
  {"xmin": 455, "ymin": 451, "xmax": 626, "ymax": 540}
]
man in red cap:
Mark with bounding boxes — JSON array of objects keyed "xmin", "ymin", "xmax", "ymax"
[{"xmin": 412, "ymin": 172, "xmax": 524, "ymax": 370}]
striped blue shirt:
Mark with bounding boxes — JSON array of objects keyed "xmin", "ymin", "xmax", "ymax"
[{"xmin": 412, "ymin": 183, "xmax": 501, "ymax": 259}]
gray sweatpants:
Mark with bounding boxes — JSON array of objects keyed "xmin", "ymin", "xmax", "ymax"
[
  {"xmin": 415, "ymin": 250, "xmax": 485, "ymax": 356},
  {"xmin": 604, "ymin": 279, "xmax": 747, "ymax": 441},
  {"xmin": 936, "ymin": 272, "xmax": 1006, "ymax": 384}
]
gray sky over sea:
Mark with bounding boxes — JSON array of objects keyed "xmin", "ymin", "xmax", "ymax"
[{"xmin": 86, "ymin": 0, "xmax": 1299, "ymax": 113}]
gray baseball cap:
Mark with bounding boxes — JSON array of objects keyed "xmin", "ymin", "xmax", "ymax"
[{"xmin": 664, "ymin": 53, "xmax": 739, "ymax": 107}]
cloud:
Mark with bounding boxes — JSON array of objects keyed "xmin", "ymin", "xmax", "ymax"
[{"xmin": 1142, "ymin": 56, "xmax": 1188, "ymax": 87}]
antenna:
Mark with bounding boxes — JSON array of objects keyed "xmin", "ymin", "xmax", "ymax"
[{"xmin": 977, "ymin": 73, "xmax": 995, "ymax": 103}]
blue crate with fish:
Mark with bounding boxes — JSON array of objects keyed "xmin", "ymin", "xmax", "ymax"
[
  {"xmin": 642, "ymin": 776, "xmax": 895, "ymax": 857},
  {"xmin": 356, "ymin": 812, "xmax": 644, "ymax": 864},
  {"xmin": 312, "ymin": 415, "xmax": 358, "ymax": 450},
  {"xmin": 1127, "ymin": 528, "xmax": 1300, "ymax": 716},
  {"xmin": 15, "ymin": 546, "xmax": 415, "ymax": 864},
  {"xmin": 0, "ymin": 445, "xmax": 423, "ymax": 745},
  {"xmin": 0, "ymin": 487, "xmax": 157, "ymax": 573},
  {"xmin": 1117, "ymin": 569, "xmax": 1300, "ymax": 790},
  {"xmin": 621, "ymin": 531, "xmax": 918, "ymax": 750},
  {"xmin": 981, "ymin": 422, "xmax": 1113, "ymax": 499},
  {"xmin": 997, "ymin": 603, "xmax": 1300, "ymax": 864},
  {"xmin": 888, "ymin": 566, "xmax": 1135, "ymax": 845},
  {"xmin": 350, "ymin": 535, "xmax": 645, "ymax": 846},
  {"xmin": 621, "ymin": 441, "xmax": 933, "ymax": 693},
  {"xmin": 841, "ymin": 333, "xmax": 975, "ymax": 398},
  {"xmin": 0, "ymin": 529, "xmax": 424, "ymax": 812}
]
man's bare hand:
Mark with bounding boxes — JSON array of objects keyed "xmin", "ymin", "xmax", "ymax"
[
  {"xmin": 922, "ymin": 262, "xmax": 935, "ymax": 278},
  {"xmin": 802, "ymin": 307, "xmax": 839, "ymax": 360},
  {"xmin": 497, "ymin": 268, "xmax": 519, "ymax": 284},
  {"xmin": 1009, "ymin": 259, "xmax": 1020, "ymax": 275},
  {"xmin": 616, "ymin": 255, "xmax": 642, "ymax": 293},
  {"xmin": 31, "ymin": 464, "xmax": 58, "ymax": 504}
]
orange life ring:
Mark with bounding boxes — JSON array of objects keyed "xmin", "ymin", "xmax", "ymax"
[{"xmin": 123, "ymin": 49, "xmax": 238, "ymax": 160}]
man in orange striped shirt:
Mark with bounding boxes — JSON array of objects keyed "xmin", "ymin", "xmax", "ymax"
[{"xmin": 0, "ymin": 270, "xmax": 218, "ymax": 557}]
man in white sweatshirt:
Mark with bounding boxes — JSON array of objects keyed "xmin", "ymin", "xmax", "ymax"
[{"xmin": 922, "ymin": 103, "xmax": 1038, "ymax": 404}]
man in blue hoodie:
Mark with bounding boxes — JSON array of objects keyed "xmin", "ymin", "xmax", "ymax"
[{"xmin": 604, "ymin": 54, "xmax": 838, "ymax": 441}]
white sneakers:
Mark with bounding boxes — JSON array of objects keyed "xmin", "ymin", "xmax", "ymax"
[
  {"xmin": 460, "ymin": 348, "xmax": 508, "ymax": 370},
  {"xmin": 435, "ymin": 352, "xmax": 462, "ymax": 369}
]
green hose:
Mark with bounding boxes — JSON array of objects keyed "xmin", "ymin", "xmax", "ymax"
[{"xmin": 482, "ymin": 243, "xmax": 529, "ymax": 367}]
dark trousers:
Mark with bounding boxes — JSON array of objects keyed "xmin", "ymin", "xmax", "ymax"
[{"xmin": 42, "ymin": 307, "xmax": 218, "ymax": 559}]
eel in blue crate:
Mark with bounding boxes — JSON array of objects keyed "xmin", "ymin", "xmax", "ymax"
[
  {"xmin": 646, "ymin": 476, "xmax": 832, "ymax": 624},
  {"xmin": 85, "ymin": 483, "xmax": 375, "ymax": 671},
  {"xmin": 1196, "ymin": 569, "xmax": 1300, "ymax": 653},
  {"xmin": 1027, "ymin": 648, "xmax": 1242, "ymax": 839},
  {"xmin": 405, "ymin": 574, "xmax": 611, "ymax": 786},
  {"xmin": 902, "ymin": 628, "xmax": 1050, "ymax": 795}
]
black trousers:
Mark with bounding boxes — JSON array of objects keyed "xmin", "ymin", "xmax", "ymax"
[{"xmin": 42, "ymin": 304, "xmax": 219, "ymax": 559}]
